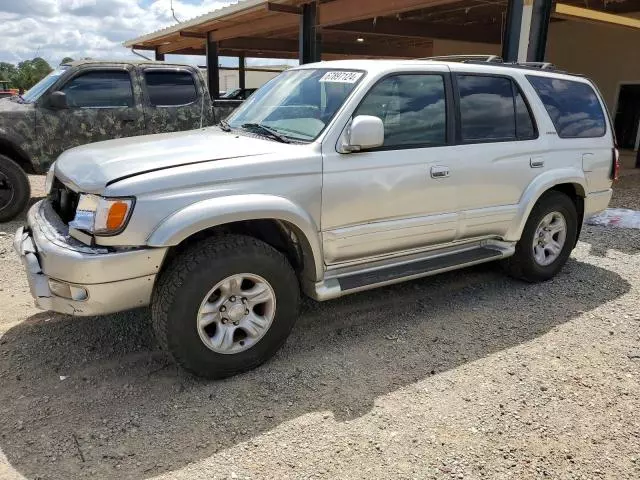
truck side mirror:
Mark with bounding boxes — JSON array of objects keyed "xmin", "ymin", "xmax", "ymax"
[
  {"xmin": 48, "ymin": 91, "xmax": 68, "ymax": 109},
  {"xmin": 341, "ymin": 115, "xmax": 384, "ymax": 153}
]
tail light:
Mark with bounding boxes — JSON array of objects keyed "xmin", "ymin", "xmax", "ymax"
[{"xmin": 611, "ymin": 147, "xmax": 620, "ymax": 181}]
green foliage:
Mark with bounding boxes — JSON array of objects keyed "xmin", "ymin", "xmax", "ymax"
[
  {"xmin": 0, "ymin": 62, "xmax": 17, "ymax": 83},
  {"xmin": 60, "ymin": 57, "xmax": 74, "ymax": 65},
  {"xmin": 0, "ymin": 58, "xmax": 53, "ymax": 90}
]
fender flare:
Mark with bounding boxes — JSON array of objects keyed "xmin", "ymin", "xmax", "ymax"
[
  {"xmin": 147, "ymin": 194, "xmax": 324, "ymax": 281},
  {"xmin": 504, "ymin": 169, "xmax": 587, "ymax": 241}
]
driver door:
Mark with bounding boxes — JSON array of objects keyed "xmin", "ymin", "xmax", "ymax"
[
  {"xmin": 321, "ymin": 70, "xmax": 459, "ymax": 264},
  {"xmin": 35, "ymin": 67, "xmax": 144, "ymax": 164}
]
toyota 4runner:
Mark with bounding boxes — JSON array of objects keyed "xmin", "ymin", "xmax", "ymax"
[{"xmin": 14, "ymin": 58, "xmax": 618, "ymax": 378}]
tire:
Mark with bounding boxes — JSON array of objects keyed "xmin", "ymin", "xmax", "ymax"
[
  {"xmin": 152, "ymin": 234, "xmax": 300, "ymax": 379},
  {"xmin": 502, "ymin": 191, "xmax": 578, "ymax": 282},
  {"xmin": 0, "ymin": 154, "xmax": 31, "ymax": 222}
]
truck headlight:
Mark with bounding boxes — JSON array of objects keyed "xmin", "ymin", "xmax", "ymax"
[
  {"xmin": 44, "ymin": 163, "xmax": 56, "ymax": 195},
  {"xmin": 69, "ymin": 194, "xmax": 134, "ymax": 235}
]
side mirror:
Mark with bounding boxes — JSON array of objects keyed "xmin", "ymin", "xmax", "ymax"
[
  {"xmin": 48, "ymin": 91, "xmax": 67, "ymax": 109},
  {"xmin": 342, "ymin": 115, "xmax": 384, "ymax": 152}
]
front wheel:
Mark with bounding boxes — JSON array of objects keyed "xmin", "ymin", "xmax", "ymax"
[
  {"xmin": 0, "ymin": 154, "xmax": 31, "ymax": 222},
  {"xmin": 152, "ymin": 234, "xmax": 300, "ymax": 379},
  {"xmin": 502, "ymin": 191, "xmax": 578, "ymax": 282}
]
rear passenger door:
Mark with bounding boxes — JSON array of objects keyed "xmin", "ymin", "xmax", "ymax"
[
  {"xmin": 141, "ymin": 68, "xmax": 204, "ymax": 134},
  {"xmin": 450, "ymin": 73, "xmax": 543, "ymax": 240}
]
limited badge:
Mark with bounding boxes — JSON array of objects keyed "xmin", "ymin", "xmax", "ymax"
[{"xmin": 319, "ymin": 71, "xmax": 363, "ymax": 83}]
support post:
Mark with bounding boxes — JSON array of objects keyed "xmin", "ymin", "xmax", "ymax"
[
  {"xmin": 299, "ymin": 1, "xmax": 320, "ymax": 64},
  {"xmin": 527, "ymin": 0, "xmax": 553, "ymax": 62},
  {"xmin": 503, "ymin": 0, "xmax": 552, "ymax": 62},
  {"xmin": 154, "ymin": 48, "xmax": 165, "ymax": 61},
  {"xmin": 206, "ymin": 33, "xmax": 220, "ymax": 99},
  {"xmin": 238, "ymin": 54, "xmax": 246, "ymax": 91}
]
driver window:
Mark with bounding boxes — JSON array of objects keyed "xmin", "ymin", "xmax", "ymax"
[
  {"xmin": 61, "ymin": 70, "xmax": 134, "ymax": 108},
  {"xmin": 354, "ymin": 74, "xmax": 447, "ymax": 148}
]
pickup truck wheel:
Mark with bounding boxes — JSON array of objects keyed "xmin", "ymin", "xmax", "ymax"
[
  {"xmin": 0, "ymin": 154, "xmax": 31, "ymax": 222},
  {"xmin": 502, "ymin": 191, "xmax": 577, "ymax": 282},
  {"xmin": 152, "ymin": 234, "xmax": 300, "ymax": 379}
]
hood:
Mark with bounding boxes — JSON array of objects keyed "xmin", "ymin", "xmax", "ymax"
[
  {"xmin": 0, "ymin": 97, "xmax": 34, "ymax": 132},
  {"xmin": 0, "ymin": 97, "xmax": 34, "ymax": 113},
  {"xmin": 55, "ymin": 127, "xmax": 291, "ymax": 193}
]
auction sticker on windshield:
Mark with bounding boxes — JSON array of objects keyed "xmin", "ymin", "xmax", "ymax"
[{"xmin": 320, "ymin": 71, "xmax": 363, "ymax": 83}]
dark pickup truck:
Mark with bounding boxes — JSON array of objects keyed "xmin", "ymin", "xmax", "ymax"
[{"xmin": 0, "ymin": 59, "xmax": 241, "ymax": 221}]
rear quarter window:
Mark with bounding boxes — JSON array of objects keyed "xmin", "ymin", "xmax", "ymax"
[{"xmin": 526, "ymin": 76, "xmax": 606, "ymax": 138}]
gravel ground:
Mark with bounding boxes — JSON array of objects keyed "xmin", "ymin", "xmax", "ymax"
[{"xmin": 0, "ymin": 175, "xmax": 639, "ymax": 480}]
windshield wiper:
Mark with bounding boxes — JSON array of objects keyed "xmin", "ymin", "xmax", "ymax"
[
  {"xmin": 219, "ymin": 119, "xmax": 231, "ymax": 132},
  {"xmin": 241, "ymin": 123, "xmax": 290, "ymax": 143}
]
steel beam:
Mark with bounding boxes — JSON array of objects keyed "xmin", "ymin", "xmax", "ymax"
[
  {"xmin": 239, "ymin": 54, "xmax": 246, "ymax": 90},
  {"xmin": 206, "ymin": 34, "xmax": 220, "ymax": 99},
  {"xmin": 503, "ymin": 0, "xmax": 552, "ymax": 62},
  {"xmin": 528, "ymin": 0, "xmax": 553, "ymax": 61},
  {"xmin": 299, "ymin": 1, "xmax": 320, "ymax": 64}
]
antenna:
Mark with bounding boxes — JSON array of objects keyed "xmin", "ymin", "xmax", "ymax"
[{"xmin": 170, "ymin": 0, "xmax": 181, "ymax": 23}]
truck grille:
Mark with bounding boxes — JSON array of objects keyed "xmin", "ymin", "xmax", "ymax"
[{"xmin": 48, "ymin": 178, "xmax": 79, "ymax": 224}]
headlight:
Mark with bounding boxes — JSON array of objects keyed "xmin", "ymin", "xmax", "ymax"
[
  {"xmin": 44, "ymin": 163, "xmax": 56, "ymax": 195},
  {"xmin": 69, "ymin": 194, "xmax": 134, "ymax": 235}
]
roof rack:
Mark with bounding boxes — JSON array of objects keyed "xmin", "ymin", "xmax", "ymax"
[
  {"xmin": 417, "ymin": 55, "xmax": 569, "ymax": 74},
  {"xmin": 419, "ymin": 54, "xmax": 503, "ymax": 63},
  {"xmin": 516, "ymin": 61, "xmax": 556, "ymax": 70}
]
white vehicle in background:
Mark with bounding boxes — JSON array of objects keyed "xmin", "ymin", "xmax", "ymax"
[{"xmin": 15, "ymin": 56, "xmax": 617, "ymax": 378}]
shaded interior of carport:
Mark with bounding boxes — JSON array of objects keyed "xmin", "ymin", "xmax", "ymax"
[{"xmin": 126, "ymin": 0, "xmax": 640, "ymax": 99}]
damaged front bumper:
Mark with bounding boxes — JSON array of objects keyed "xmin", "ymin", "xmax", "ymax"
[{"xmin": 14, "ymin": 201, "xmax": 167, "ymax": 316}]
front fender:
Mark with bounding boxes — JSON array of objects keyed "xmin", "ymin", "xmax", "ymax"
[
  {"xmin": 504, "ymin": 168, "xmax": 587, "ymax": 241},
  {"xmin": 147, "ymin": 194, "xmax": 324, "ymax": 281},
  {"xmin": 0, "ymin": 129, "xmax": 37, "ymax": 172}
]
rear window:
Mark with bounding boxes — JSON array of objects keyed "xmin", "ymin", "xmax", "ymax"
[
  {"xmin": 527, "ymin": 76, "xmax": 606, "ymax": 138},
  {"xmin": 144, "ymin": 71, "xmax": 198, "ymax": 106}
]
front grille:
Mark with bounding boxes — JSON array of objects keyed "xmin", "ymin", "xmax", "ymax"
[{"xmin": 48, "ymin": 178, "xmax": 79, "ymax": 224}]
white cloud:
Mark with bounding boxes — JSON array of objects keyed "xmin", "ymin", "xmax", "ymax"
[{"xmin": 0, "ymin": 0, "xmax": 295, "ymax": 67}]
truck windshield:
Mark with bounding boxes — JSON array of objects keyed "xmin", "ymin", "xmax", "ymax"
[
  {"xmin": 226, "ymin": 68, "xmax": 365, "ymax": 142},
  {"xmin": 21, "ymin": 66, "xmax": 69, "ymax": 103}
]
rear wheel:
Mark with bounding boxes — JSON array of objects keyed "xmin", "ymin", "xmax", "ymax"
[
  {"xmin": 503, "ymin": 191, "xmax": 578, "ymax": 282},
  {"xmin": 0, "ymin": 154, "xmax": 30, "ymax": 222},
  {"xmin": 152, "ymin": 234, "xmax": 300, "ymax": 379}
]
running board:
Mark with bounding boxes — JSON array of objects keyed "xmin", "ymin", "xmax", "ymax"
[{"xmin": 307, "ymin": 241, "xmax": 515, "ymax": 301}]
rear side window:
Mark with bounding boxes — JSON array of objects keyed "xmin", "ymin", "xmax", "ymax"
[
  {"xmin": 527, "ymin": 76, "xmax": 606, "ymax": 138},
  {"xmin": 144, "ymin": 71, "xmax": 198, "ymax": 106},
  {"xmin": 62, "ymin": 70, "xmax": 134, "ymax": 108},
  {"xmin": 457, "ymin": 75, "xmax": 536, "ymax": 142}
]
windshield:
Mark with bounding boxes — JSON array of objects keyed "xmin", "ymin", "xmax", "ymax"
[
  {"xmin": 226, "ymin": 68, "xmax": 365, "ymax": 142},
  {"xmin": 22, "ymin": 66, "xmax": 69, "ymax": 103}
]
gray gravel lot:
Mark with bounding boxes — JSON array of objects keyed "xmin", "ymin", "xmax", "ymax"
[{"xmin": 0, "ymin": 175, "xmax": 639, "ymax": 480}]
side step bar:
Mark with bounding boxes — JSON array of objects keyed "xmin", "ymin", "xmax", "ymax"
[{"xmin": 308, "ymin": 241, "xmax": 515, "ymax": 301}]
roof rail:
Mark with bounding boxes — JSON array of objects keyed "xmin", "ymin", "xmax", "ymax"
[
  {"xmin": 419, "ymin": 55, "xmax": 504, "ymax": 63},
  {"xmin": 516, "ymin": 61, "xmax": 556, "ymax": 70}
]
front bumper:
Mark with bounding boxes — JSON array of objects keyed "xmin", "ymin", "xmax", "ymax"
[{"xmin": 14, "ymin": 201, "xmax": 167, "ymax": 316}]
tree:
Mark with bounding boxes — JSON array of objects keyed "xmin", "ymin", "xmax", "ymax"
[
  {"xmin": 11, "ymin": 58, "xmax": 52, "ymax": 90},
  {"xmin": 0, "ymin": 62, "xmax": 17, "ymax": 83},
  {"xmin": 60, "ymin": 57, "xmax": 74, "ymax": 65}
]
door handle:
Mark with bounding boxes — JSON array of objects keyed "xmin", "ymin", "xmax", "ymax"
[
  {"xmin": 430, "ymin": 166, "xmax": 450, "ymax": 179},
  {"xmin": 530, "ymin": 157, "xmax": 545, "ymax": 168}
]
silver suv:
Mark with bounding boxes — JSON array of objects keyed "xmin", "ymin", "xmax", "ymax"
[{"xmin": 14, "ymin": 58, "xmax": 617, "ymax": 378}]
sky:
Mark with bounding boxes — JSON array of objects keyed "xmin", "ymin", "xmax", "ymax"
[{"xmin": 0, "ymin": 0, "xmax": 295, "ymax": 68}]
